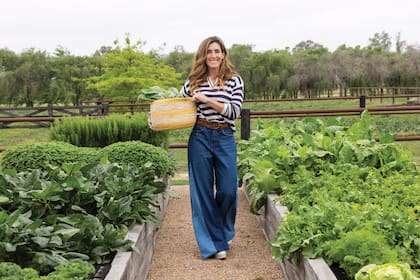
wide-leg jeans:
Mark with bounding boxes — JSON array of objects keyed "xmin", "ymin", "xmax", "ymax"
[{"xmin": 187, "ymin": 124, "xmax": 238, "ymax": 259}]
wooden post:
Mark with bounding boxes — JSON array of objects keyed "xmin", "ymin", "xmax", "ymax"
[
  {"xmin": 241, "ymin": 108, "xmax": 250, "ymax": 140},
  {"xmin": 359, "ymin": 95, "xmax": 366, "ymax": 116},
  {"xmin": 47, "ymin": 104, "xmax": 53, "ymax": 117},
  {"xmin": 101, "ymin": 103, "xmax": 109, "ymax": 115}
]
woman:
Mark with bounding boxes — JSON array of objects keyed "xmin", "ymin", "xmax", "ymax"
[{"xmin": 180, "ymin": 36, "xmax": 244, "ymax": 260}]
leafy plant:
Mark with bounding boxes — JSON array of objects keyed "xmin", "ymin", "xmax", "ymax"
[
  {"xmin": 0, "ymin": 259, "xmax": 94, "ymax": 280},
  {"xmin": 0, "ymin": 140, "xmax": 175, "ymax": 179},
  {"xmin": 0, "ymin": 262, "xmax": 39, "ymax": 279},
  {"xmin": 0, "ymin": 160, "xmax": 169, "ymax": 273},
  {"xmin": 50, "ymin": 113, "xmax": 168, "ymax": 148},
  {"xmin": 0, "ymin": 141, "xmax": 98, "ymax": 172},
  {"xmin": 100, "ymin": 141, "xmax": 176, "ymax": 177},
  {"xmin": 355, "ymin": 262, "xmax": 419, "ymax": 280},
  {"xmin": 239, "ymin": 111, "xmax": 420, "ymax": 278},
  {"xmin": 137, "ymin": 86, "xmax": 179, "ymax": 102},
  {"xmin": 325, "ymin": 229, "xmax": 398, "ymax": 277}
]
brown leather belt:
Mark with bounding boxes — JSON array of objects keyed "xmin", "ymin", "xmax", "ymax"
[{"xmin": 196, "ymin": 118, "xmax": 230, "ymax": 129}]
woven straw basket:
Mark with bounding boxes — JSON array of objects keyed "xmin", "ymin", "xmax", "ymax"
[{"xmin": 149, "ymin": 97, "xmax": 197, "ymax": 131}]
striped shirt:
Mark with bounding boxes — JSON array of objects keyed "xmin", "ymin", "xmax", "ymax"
[{"xmin": 180, "ymin": 75, "xmax": 244, "ymax": 130}]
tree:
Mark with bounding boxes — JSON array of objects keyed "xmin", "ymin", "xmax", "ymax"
[
  {"xmin": 395, "ymin": 32, "xmax": 407, "ymax": 54},
  {"xmin": 0, "ymin": 48, "xmax": 19, "ymax": 104},
  {"xmin": 88, "ymin": 36, "xmax": 182, "ymax": 100},
  {"xmin": 229, "ymin": 44, "xmax": 255, "ymax": 97},
  {"xmin": 368, "ymin": 31, "xmax": 392, "ymax": 52},
  {"xmin": 163, "ymin": 45, "xmax": 194, "ymax": 81},
  {"xmin": 13, "ymin": 49, "xmax": 50, "ymax": 106},
  {"xmin": 289, "ymin": 42, "xmax": 329, "ymax": 97},
  {"xmin": 292, "ymin": 40, "xmax": 325, "ymax": 52}
]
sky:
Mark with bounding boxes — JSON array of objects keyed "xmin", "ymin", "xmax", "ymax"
[{"xmin": 1, "ymin": 0, "xmax": 419, "ymax": 56}]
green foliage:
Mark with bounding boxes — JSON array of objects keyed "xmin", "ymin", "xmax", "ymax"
[
  {"xmin": 239, "ymin": 112, "xmax": 420, "ymax": 278},
  {"xmin": 0, "ymin": 140, "xmax": 175, "ymax": 179},
  {"xmin": 137, "ymin": 86, "xmax": 179, "ymax": 102},
  {"xmin": 0, "ymin": 259, "xmax": 94, "ymax": 280},
  {"xmin": 3, "ymin": 34, "xmax": 420, "ymax": 104},
  {"xmin": 0, "ymin": 262, "xmax": 39, "ymax": 279},
  {"xmin": 49, "ymin": 114, "xmax": 168, "ymax": 148},
  {"xmin": 355, "ymin": 262, "xmax": 419, "ymax": 280},
  {"xmin": 100, "ymin": 141, "xmax": 176, "ymax": 177},
  {"xmin": 326, "ymin": 229, "xmax": 398, "ymax": 277},
  {"xmin": 0, "ymin": 48, "xmax": 101, "ymax": 106},
  {"xmin": 87, "ymin": 37, "xmax": 181, "ymax": 100},
  {"xmin": 0, "ymin": 160, "xmax": 168, "ymax": 273},
  {"xmin": 41, "ymin": 259, "xmax": 95, "ymax": 279},
  {"xmin": 0, "ymin": 141, "xmax": 98, "ymax": 172}
]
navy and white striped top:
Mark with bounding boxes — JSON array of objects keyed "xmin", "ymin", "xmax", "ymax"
[{"xmin": 180, "ymin": 75, "xmax": 244, "ymax": 130}]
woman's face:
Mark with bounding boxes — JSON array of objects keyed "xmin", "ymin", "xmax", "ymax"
[{"xmin": 206, "ymin": 42, "xmax": 224, "ymax": 71}]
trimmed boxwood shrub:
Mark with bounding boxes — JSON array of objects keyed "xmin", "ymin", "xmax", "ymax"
[
  {"xmin": 100, "ymin": 141, "xmax": 176, "ymax": 178},
  {"xmin": 0, "ymin": 141, "xmax": 176, "ymax": 178},
  {"xmin": 0, "ymin": 141, "xmax": 98, "ymax": 172},
  {"xmin": 50, "ymin": 113, "xmax": 168, "ymax": 148}
]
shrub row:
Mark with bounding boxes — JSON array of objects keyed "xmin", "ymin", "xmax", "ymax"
[
  {"xmin": 0, "ymin": 140, "xmax": 176, "ymax": 177},
  {"xmin": 49, "ymin": 113, "xmax": 168, "ymax": 148}
]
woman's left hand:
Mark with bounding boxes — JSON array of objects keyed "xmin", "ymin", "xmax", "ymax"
[{"xmin": 193, "ymin": 92, "xmax": 210, "ymax": 103}]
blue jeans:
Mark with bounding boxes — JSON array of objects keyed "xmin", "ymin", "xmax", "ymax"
[{"xmin": 187, "ymin": 124, "xmax": 238, "ymax": 259}]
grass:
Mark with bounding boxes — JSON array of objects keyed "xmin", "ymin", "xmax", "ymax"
[
  {"xmin": 170, "ymin": 179, "xmax": 189, "ymax": 186},
  {"xmin": 0, "ymin": 128, "xmax": 50, "ymax": 148},
  {"xmin": 169, "ymin": 147, "xmax": 188, "ymax": 173},
  {"xmin": 399, "ymin": 142, "xmax": 420, "ymax": 169},
  {"xmin": 243, "ymin": 96, "xmax": 412, "ymax": 111},
  {"xmin": 0, "ymin": 128, "xmax": 50, "ymax": 160}
]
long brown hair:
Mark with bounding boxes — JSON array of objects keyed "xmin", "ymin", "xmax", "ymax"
[{"xmin": 189, "ymin": 36, "xmax": 237, "ymax": 93}]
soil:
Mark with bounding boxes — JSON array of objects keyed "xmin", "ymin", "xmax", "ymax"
[{"xmin": 147, "ymin": 184, "xmax": 285, "ymax": 280}]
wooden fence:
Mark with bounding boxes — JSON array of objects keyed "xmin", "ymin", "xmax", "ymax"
[
  {"xmin": 0, "ymin": 95, "xmax": 419, "ymax": 153},
  {"xmin": 0, "ymin": 104, "xmax": 106, "ymax": 128},
  {"xmin": 240, "ymin": 96, "xmax": 420, "ymax": 140}
]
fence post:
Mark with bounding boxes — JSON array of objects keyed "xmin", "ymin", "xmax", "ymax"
[
  {"xmin": 101, "ymin": 103, "xmax": 109, "ymax": 115},
  {"xmin": 130, "ymin": 100, "xmax": 135, "ymax": 115},
  {"xmin": 47, "ymin": 104, "xmax": 53, "ymax": 117},
  {"xmin": 241, "ymin": 108, "xmax": 250, "ymax": 140},
  {"xmin": 359, "ymin": 95, "xmax": 366, "ymax": 115}
]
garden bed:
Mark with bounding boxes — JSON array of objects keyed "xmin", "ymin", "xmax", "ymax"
[
  {"xmin": 105, "ymin": 176, "xmax": 170, "ymax": 280},
  {"xmin": 103, "ymin": 178, "xmax": 337, "ymax": 280},
  {"xmin": 243, "ymin": 189, "xmax": 338, "ymax": 280}
]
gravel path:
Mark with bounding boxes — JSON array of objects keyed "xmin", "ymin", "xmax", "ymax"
[{"xmin": 147, "ymin": 185, "xmax": 285, "ymax": 280}]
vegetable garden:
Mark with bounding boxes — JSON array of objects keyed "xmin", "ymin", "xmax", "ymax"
[
  {"xmin": 0, "ymin": 115, "xmax": 175, "ymax": 279},
  {"xmin": 238, "ymin": 111, "xmax": 419, "ymax": 279}
]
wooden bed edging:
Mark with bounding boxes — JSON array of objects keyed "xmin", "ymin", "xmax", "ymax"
[
  {"xmin": 105, "ymin": 176, "xmax": 170, "ymax": 280},
  {"xmin": 243, "ymin": 189, "xmax": 337, "ymax": 280}
]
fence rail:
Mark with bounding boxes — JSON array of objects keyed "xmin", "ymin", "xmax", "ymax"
[
  {"xmin": 0, "ymin": 104, "xmax": 106, "ymax": 128},
  {"xmin": 245, "ymin": 94, "xmax": 420, "ymax": 103},
  {"xmin": 239, "ymin": 96, "xmax": 420, "ymax": 140},
  {"xmin": 0, "ymin": 96, "xmax": 419, "ymax": 154}
]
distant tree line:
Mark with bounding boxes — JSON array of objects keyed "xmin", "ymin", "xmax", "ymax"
[{"xmin": 1, "ymin": 31, "xmax": 419, "ymax": 106}]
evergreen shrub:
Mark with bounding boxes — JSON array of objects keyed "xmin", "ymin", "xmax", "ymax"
[
  {"xmin": 49, "ymin": 113, "xmax": 168, "ymax": 148},
  {"xmin": 100, "ymin": 141, "xmax": 176, "ymax": 177},
  {"xmin": 0, "ymin": 141, "xmax": 176, "ymax": 177},
  {"xmin": 0, "ymin": 141, "xmax": 98, "ymax": 172}
]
